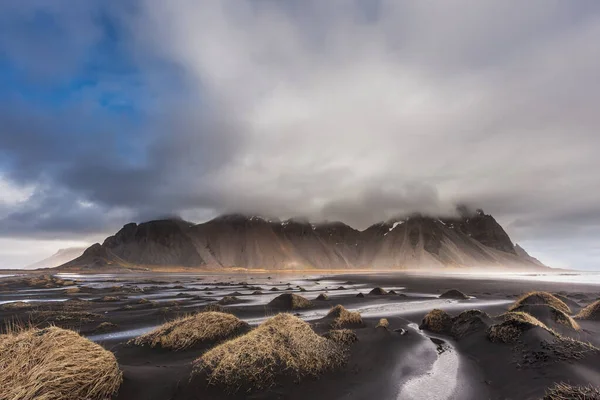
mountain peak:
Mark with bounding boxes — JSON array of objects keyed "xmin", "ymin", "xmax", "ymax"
[{"xmin": 56, "ymin": 210, "xmax": 546, "ymax": 271}]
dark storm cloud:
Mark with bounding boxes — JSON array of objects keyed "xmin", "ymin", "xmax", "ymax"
[{"xmin": 3, "ymin": 0, "xmax": 600, "ymax": 268}]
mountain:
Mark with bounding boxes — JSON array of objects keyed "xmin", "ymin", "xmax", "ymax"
[
  {"xmin": 514, "ymin": 243, "xmax": 546, "ymax": 268},
  {"xmin": 57, "ymin": 209, "xmax": 547, "ymax": 271},
  {"xmin": 26, "ymin": 247, "xmax": 87, "ymax": 270}
]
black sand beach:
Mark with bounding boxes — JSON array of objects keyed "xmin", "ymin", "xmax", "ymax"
[{"xmin": 1, "ymin": 271, "xmax": 600, "ymax": 400}]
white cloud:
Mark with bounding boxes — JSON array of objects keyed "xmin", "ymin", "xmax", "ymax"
[{"xmin": 3, "ymin": 1, "xmax": 600, "ymax": 268}]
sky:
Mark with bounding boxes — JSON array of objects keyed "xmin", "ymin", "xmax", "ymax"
[{"xmin": 2, "ymin": 1, "xmax": 600, "ymax": 270}]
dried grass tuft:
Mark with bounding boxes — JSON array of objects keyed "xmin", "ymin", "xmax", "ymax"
[
  {"xmin": 324, "ymin": 329, "xmax": 358, "ymax": 345},
  {"xmin": 218, "ymin": 296, "xmax": 240, "ymax": 305},
  {"xmin": 202, "ymin": 304, "xmax": 230, "ymax": 313},
  {"xmin": 98, "ymin": 296, "xmax": 119, "ymax": 302},
  {"xmin": 268, "ymin": 293, "xmax": 312, "ymax": 310},
  {"xmin": 194, "ymin": 313, "xmax": 346, "ymax": 392},
  {"xmin": 575, "ymin": 300, "xmax": 600, "ymax": 321},
  {"xmin": 327, "ymin": 305, "xmax": 363, "ymax": 329},
  {"xmin": 509, "ymin": 292, "xmax": 571, "ymax": 315},
  {"xmin": 27, "ymin": 311, "xmax": 104, "ymax": 326},
  {"xmin": 1, "ymin": 301, "xmax": 33, "ymax": 311},
  {"xmin": 20, "ymin": 275, "xmax": 74, "ymax": 289},
  {"xmin": 369, "ymin": 287, "xmax": 387, "ymax": 295},
  {"xmin": 420, "ymin": 309, "xmax": 453, "ymax": 334},
  {"xmin": 552, "ymin": 308, "xmax": 580, "ymax": 330},
  {"xmin": 487, "ymin": 312, "xmax": 550, "ymax": 343},
  {"xmin": 0, "ymin": 326, "xmax": 122, "ymax": 400},
  {"xmin": 132, "ymin": 312, "xmax": 249, "ymax": 351},
  {"xmin": 511, "ymin": 304, "xmax": 580, "ymax": 330},
  {"xmin": 376, "ymin": 318, "xmax": 389, "ymax": 329},
  {"xmin": 544, "ymin": 382, "xmax": 600, "ymax": 400}
]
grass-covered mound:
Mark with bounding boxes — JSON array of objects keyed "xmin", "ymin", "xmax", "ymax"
[
  {"xmin": 202, "ymin": 304, "xmax": 230, "ymax": 313},
  {"xmin": 509, "ymin": 292, "xmax": 571, "ymax": 315},
  {"xmin": 488, "ymin": 313, "xmax": 598, "ymax": 365},
  {"xmin": 193, "ymin": 313, "xmax": 346, "ymax": 392},
  {"xmin": 376, "ymin": 318, "xmax": 389, "ymax": 329},
  {"xmin": 326, "ymin": 305, "xmax": 364, "ymax": 329},
  {"xmin": 316, "ymin": 293, "xmax": 329, "ymax": 301},
  {"xmin": 323, "ymin": 329, "xmax": 358, "ymax": 345},
  {"xmin": 98, "ymin": 296, "xmax": 120, "ymax": 302},
  {"xmin": 0, "ymin": 326, "xmax": 122, "ymax": 400},
  {"xmin": 132, "ymin": 312, "xmax": 249, "ymax": 351},
  {"xmin": 218, "ymin": 296, "xmax": 241, "ymax": 305},
  {"xmin": 20, "ymin": 275, "xmax": 75, "ymax": 289},
  {"xmin": 93, "ymin": 322, "xmax": 118, "ymax": 333},
  {"xmin": 575, "ymin": 300, "xmax": 600, "ymax": 321},
  {"xmin": 487, "ymin": 311, "xmax": 551, "ymax": 343},
  {"xmin": 369, "ymin": 287, "xmax": 387, "ymax": 295},
  {"xmin": 0, "ymin": 301, "xmax": 33, "ymax": 311},
  {"xmin": 420, "ymin": 309, "xmax": 453, "ymax": 334},
  {"xmin": 27, "ymin": 310, "xmax": 104, "ymax": 327},
  {"xmin": 267, "ymin": 293, "xmax": 312, "ymax": 310},
  {"xmin": 544, "ymin": 382, "xmax": 600, "ymax": 399},
  {"xmin": 439, "ymin": 289, "xmax": 469, "ymax": 300},
  {"xmin": 511, "ymin": 304, "xmax": 580, "ymax": 331}
]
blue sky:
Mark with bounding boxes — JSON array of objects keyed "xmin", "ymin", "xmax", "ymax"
[{"xmin": 2, "ymin": 1, "xmax": 600, "ymax": 269}]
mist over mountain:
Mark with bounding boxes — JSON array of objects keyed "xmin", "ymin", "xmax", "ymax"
[
  {"xmin": 25, "ymin": 247, "xmax": 86, "ymax": 270},
  {"xmin": 58, "ymin": 209, "xmax": 546, "ymax": 271}
]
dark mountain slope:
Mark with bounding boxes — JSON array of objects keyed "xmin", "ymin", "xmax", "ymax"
[{"xmin": 57, "ymin": 210, "xmax": 547, "ymax": 271}]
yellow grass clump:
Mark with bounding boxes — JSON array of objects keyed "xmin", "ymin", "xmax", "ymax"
[
  {"xmin": 324, "ymin": 329, "xmax": 358, "ymax": 345},
  {"xmin": 551, "ymin": 308, "xmax": 580, "ymax": 330},
  {"xmin": 202, "ymin": 303, "xmax": 230, "ymax": 313},
  {"xmin": 218, "ymin": 296, "xmax": 240, "ymax": 305},
  {"xmin": 132, "ymin": 312, "xmax": 249, "ymax": 351},
  {"xmin": 0, "ymin": 326, "xmax": 122, "ymax": 400},
  {"xmin": 99, "ymin": 296, "xmax": 119, "ymax": 302},
  {"xmin": 575, "ymin": 300, "xmax": 600, "ymax": 321},
  {"xmin": 327, "ymin": 305, "xmax": 364, "ymax": 329},
  {"xmin": 93, "ymin": 322, "xmax": 118, "ymax": 333},
  {"xmin": 488, "ymin": 312, "xmax": 551, "ymax": 343},
  {"xmin": 194, "ymin": 313, "xmax": 346, "ymax": 392},
  {"xmin": 369, "ymin": 287, "xmax": 387, "ymax": 295},
  {"xmin": 316, "ymin": 293, "xmax": 329, "ymax": 301},
  {"xmin": 21, "ymin": 275, "xmax": 74, "ymax": 289},
  {"xmin": 544, "ymin": 382, "xmax": 600, "ymax": 400},
  {"xmin": 509, "ymin": 291, "xmax": 571, "ymax": 315},
  {"xmin": 376, "ymin": 318, "xmax": 389, "ymax": 329},
  {"xmin": 268, "ymin": 293, "xmax": 313, "ymax": 310},
  {"xmin": 1, "ymin": 301, "xmax": 33, "ymax": 311},
  {"xmin": 28, "ymin": 311, "xmax": 104, "ymax": 325},
  {"xmin": 511, "ymin": 304, "xmax": 580, "ymax": 331},
  {"xmin": 420, "ymin": 309, "xmax": 453, "ymax": 334}
]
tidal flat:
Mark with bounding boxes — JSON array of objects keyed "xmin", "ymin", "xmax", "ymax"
[{"xmin": 1, "ymin": 271, "xmax": 600, "ymax": 400}]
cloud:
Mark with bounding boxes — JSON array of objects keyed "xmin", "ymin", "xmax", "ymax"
[{"xmin": 2, "ymin": 1, "xmax": 600, "ymax": 268}]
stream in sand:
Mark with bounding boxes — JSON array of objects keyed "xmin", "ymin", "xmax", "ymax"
[{"xmin": 396, "ymin": 323, "xmax": 460, "ymax": 400}]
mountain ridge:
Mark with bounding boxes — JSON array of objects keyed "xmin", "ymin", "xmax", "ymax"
[{"xmin": 56, "ymin": 209, "xmax": 547, "ymax": 271}]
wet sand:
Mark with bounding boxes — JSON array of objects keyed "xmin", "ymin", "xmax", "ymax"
[{"xmin": 1, "ymin": 271, "xmax": 599, "ymax": 400}]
